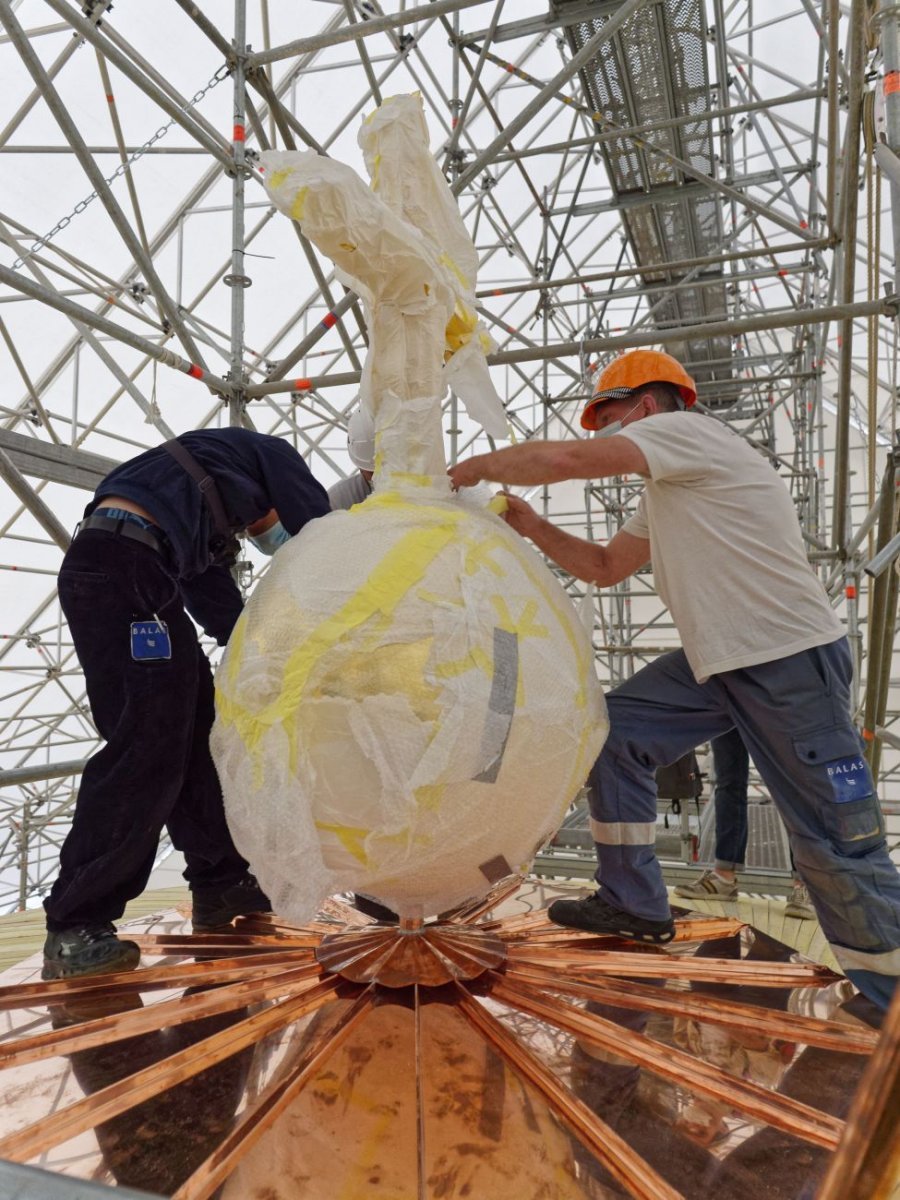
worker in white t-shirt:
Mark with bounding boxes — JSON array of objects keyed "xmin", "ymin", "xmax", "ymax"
[
  {"xmin": 328, "ymin": 406, "xmax": 375, "ymax": 510},
  {"xmin": 449, "ymin": 348, "xmax": 900, "ymax": 1011}
]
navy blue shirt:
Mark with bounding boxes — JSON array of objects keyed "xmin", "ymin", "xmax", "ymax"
[{"xmin": 89, "ymin": 428, "xmax": 330, "ymax": 643}]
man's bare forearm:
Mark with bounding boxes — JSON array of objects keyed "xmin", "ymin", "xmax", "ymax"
[
  {"xmin": 449, "ymin": 436, "xmax": 648, "ymax": 488},
  {"xmin": 459, "ymin": 442, "xmax": 575, "ymax": 486},
  {"xmin": 520, "ymin": 513, "xmax": 605, "ymax": 583}
]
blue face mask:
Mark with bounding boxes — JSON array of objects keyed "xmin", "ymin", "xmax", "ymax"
[
  {"xmin": 595, "ymin": 398, "xmax": 644, "ymax": 438},
  {"xmin": 249, "ymin": 520, "xmax": 291, "ymax": 556}
]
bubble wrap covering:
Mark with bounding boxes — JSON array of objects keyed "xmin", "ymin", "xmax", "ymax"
[{"xmin": 211, "ymin": 485, "xmax": 607, "ymax": 921}]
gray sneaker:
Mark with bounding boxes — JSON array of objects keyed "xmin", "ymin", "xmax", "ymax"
[
  {"xmin": 42, "ymin": 923, "xmax": 141, "ymax": 980},
  {"xmin": 785, "ymin": 883, "xmax": 816, "ymax": 920},
  {"xmin": 674, "ymin": 870, "xmax": 739, "ymax": 900}
]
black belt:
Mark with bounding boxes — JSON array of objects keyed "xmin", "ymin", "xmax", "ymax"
[{"xmin": 75, "ymin": 514, "xmax": 167, "ymax": 556}]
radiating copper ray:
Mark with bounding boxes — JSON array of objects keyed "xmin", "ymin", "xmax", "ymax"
[
  {"xmin": 171, "ymin": 989, "xmax": 375, "ymax": 1200},
  {"xmin": 454, "ymin": 984, "xmax": 685, "ymax": 1200},
  {"xmin": 0, "ymin": 977, "xmax": 347, "ymax": 1164},
  {"xmin": 234, "ymin": 897, "xmax": 374, "ymax": 931},
  {"xmin": 0, "ymin": 950, "xmax": 317, "ymax": 1015},
  {"xmin": 131, "ymin": 931, "xmax": 323, "ymax": 952},
  {"xmin": 507, "ymin": 946, "xmax": 840, "ymax": 987},
  {"xmin": 816, "ymin": 984, "xmax": 900, "ymax": 1200},
  {"xmin": 502, "ymin": 963, "xmax": 879, "ymax": 1055},
  {"xmin": 234, "ymin": 914, "xmax": 354, "ymax": 937},
  {"xmin": 0, "ymin": 961, "xmax": 328, "ymax": 1070},
  {"xmin": 315, "ymin": 923, "xmax": 507, "ymax": 987},
  {"xmin": 491, "ymin": 917, "xmax": 746, "ymax": 946},
  {"xmin": 447, "ymin": 875, "xmax": 526, "ymax": 924},
  {"xmin": 318, "ymin": 895, "xmax": 378, "ymax": 926},
  {"xmin": 489, "ymin": 976, "xmax": 844, "ymax": 1151},
  {"xmin": 229, "ymin": 917, "xmax": 355, "ymax": 943}
]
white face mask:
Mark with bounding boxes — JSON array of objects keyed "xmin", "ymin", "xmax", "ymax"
[
  {"xmin": 595, "ymin": 397, "xmax": 643, "ymax": 438},
  {"xmin": 249, "ymin": 520, "xmax": 291, "ymax": 556}
]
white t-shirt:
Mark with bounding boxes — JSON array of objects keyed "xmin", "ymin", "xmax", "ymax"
[{"xmin": 617, "ymin": 411, "xmax": 844, "ymax": 682}]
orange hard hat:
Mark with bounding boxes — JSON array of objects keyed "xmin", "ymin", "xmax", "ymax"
[{"xmin": 581, "ymin": 349, "xmax": 697, "ymax": 430}]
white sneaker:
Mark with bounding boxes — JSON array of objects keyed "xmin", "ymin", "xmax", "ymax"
[
  {"xmin": 785, "ymin": 883, "xmax": 815, "ymax": 920},
  {"xmin": 674, "ymin": 870, "xmax": 739, "ymax": 900}
]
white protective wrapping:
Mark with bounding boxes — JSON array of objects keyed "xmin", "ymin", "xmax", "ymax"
[
  {"xmin": 358, "ymin": 95, "xmax": 507, "ymax": 440},
  {"xmin": 213, "ymin": 484, "xmax": 606, "ymax": 921},
  {"xmin": 211, "ymin": 94, "xmax": 608, "ymax": 921}
]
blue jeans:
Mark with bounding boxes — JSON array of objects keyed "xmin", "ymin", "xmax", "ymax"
[
  {"xmin": 710, "ymin": 727, "xmax": 749, "ymax": 869},
  {"xmin": 587, "ymin": 639, "xmax": 900, "ymax": 1009}
]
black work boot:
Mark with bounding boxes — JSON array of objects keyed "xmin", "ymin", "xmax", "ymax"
[
  {"xmin": 190, "ymin": 875, "xmax": 272, "ymax": 931},
  {"xmin": 353, "ymin": 893, "xmax": 398, "ymax": 923},
  {"xmin": 547, "ymin": 891, "xmax": 675, "ymax": 944},
  {"xmin": 42, "ymin": 923, "xmax": 141, "ymax": 980}
]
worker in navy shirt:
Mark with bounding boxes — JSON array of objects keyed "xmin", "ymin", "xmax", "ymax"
[{"xmin": 42, "ymin": 428, "xmax": 330, "ymax": 979}]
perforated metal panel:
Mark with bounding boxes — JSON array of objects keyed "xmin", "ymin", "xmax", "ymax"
[
  {"xmin": 556, "ymin": 0, "xmax": 736, "ymax": 401},
  {"xmin": 697, "ymin": 800, "xmax": 793, "ymax": 870}
]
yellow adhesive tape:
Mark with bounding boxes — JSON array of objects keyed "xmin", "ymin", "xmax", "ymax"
[
  {"xmin": 314, "ymin": 821, "xmax": 371, "ymax": 865},
  {"xmin": 433, "ymin": 646, "xmax": 493, "ymax": 680},
  {"xmin": 289, "ymin": 186, "xmax": 309, "ymax": 221},
  {"xmin": 490, "ymin": 595, "xmax": 549, "ymax": 640},
  {"xmin": 217, "ymin": 516, "xmax": 464, "ymax": 758},
  {"xmin": 415, "ymin": 783, "xmax": 445, "ymax": 813},
  {"xmin": 439, "ymin": 252, "xmax": 471, "ymax": 291},
  {"xmin": 488, "ymin": 493, "xmax": 509, "ymax": 515},
  {"xmin": 444, "ymin": 300, "xmax": 477, "ymax": 357},
  {"xmin": 363, "ymin": 491, "xmax": 463, "ymax": 523},
  {"xmin": 379, "ymin": 471, "xmax": 434, "ymax": 489},
  {"xmin": 464, "ymin": 532, "xmax": 506, "ymax": 577}
]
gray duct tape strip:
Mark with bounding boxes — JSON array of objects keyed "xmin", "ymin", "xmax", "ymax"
[{"xmin": 473, "ymin": 627, "xmax": 519, "ymax": 784}]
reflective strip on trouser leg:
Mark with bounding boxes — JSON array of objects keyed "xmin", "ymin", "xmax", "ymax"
[
  {"xmin": 589, "ymin": 650, "xmax": 734, "ymax": 922},
  {"xmin": 590, "ymin": 819, "xmax": 657, "ymax": 845},
  {"xmin": 719, "ymin": 639, "xmax": 900, "ymax": 988},
  {"xmin": 830, "ymin": 944, "xmax": 900, "ymax": 976}
]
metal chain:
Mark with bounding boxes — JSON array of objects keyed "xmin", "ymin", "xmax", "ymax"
[{"xmin": 12, "ymin": 62, "xmax": 231, "ymax": 270}]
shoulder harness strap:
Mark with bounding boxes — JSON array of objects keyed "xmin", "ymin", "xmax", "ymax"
[{"xmin": 162, "ymin": 437, "xmax": 239, "ymax": 563}]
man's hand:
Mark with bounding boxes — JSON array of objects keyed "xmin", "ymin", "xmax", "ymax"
[
  {"xmin": 502, "ymin": 494, "xmax": 541, "ymax": 539},
  {"xmin": 448, "ymin": 458, "xmax": 486, "ymax": 490}
]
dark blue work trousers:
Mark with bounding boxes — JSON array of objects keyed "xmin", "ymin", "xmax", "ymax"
[
  {"xmin": 588, "ymin": 639, "xmax": 900, "ymax": 1008},
  {"xmin": 44, "ymin": 529, "xmax": 248, "ymax": 931},
  {"xmin": 710, "ymin": 727, "xmax": 750, "ymax": 869}
]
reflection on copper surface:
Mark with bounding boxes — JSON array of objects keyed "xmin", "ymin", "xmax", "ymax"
[
  {"xmin": 0, "ymin": 960, "xmax": 327, "ymax": 1070},
  {"xmin": 0, "ymin": 891, "xmax": 888, "ymax": 1198},
  {"xmin": 507, "ymin": 944, "xmax": 841, "ymax": 987},
  {"xmin": 456, "ymin": 983, "xmax": 684, "ymax": 1200},
  {"xmin": 500, "ymin": 963, "xmax": 878, "ymax": 1055},
  {"xmin": 173, "ymin": 990, "xmax": 375, "ymax": 1200},
  {"xmin": 487, "ymin": 975, "xmax": 844, "ymax": 1150},
  {"xmin": 816, "ymin": 983, "xmax": 900, "ymax": 1199},
  {"xmin": 483, "ymin": 911, "xmax": 747, "ymax": 945},
  {"xmin": 0, "ymin": 978, "xmax": 343, "ymax": 1163}
]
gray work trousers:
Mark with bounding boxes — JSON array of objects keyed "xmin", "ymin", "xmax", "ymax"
[{"xmin": 588, "ymin": 638, "xmax": 900, "ymax": 1009}]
